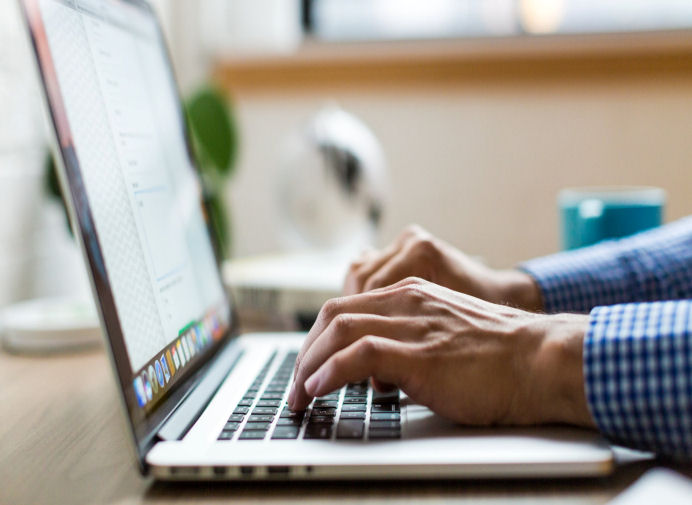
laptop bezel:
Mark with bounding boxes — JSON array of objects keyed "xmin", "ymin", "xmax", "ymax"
[{"xmin": 18, "ymin": 0, "xmax": 241, "ymax": 472}]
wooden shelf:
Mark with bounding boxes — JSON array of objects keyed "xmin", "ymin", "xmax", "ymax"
[{"xmin": 214, "ymin": 30, "xmax": 692, "ymax": 94}]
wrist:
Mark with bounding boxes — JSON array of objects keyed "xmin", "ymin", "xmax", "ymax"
[
  {"xmin": 526, "ymin": 314, "xmax": 595, "ymax": 427},
  {"xmin": 497, "ymin": 270, "xmax": 544, "ymax": 312}
]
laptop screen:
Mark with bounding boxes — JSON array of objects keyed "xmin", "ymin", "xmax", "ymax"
[{"xmin": 22, "ymin": 0, "xmax": 234, "ymax": 441}]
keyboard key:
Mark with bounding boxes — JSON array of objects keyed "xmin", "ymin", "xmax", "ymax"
[
  {"xmin": 268, "ymin": 380, "xmax": 288, "ymax": 388},
  {"xmin": 308, "ymin": 415, "xmax": 334, "ymax": 424},
  {"xmin": 252, "ymin": 407, "xmax": 278, "ymax": 415},
  {"xmin": 370, "ymin": 412, "xmax": 400, "ymax": 421},
  {"xmin": 341, "ymin": 404, "xmax": 367, "ymax": 412},
  {"xmin": 228, "ymin": 414, "xmax": 245, "ymax": 422},
  {"xmin": 313, "ymin": 400, "xmax": 338, "ymax": 408},
  {"xmin": 239, "ymin": 430, "xmax": 266, "ymax": 440},
  {"xmin": 369, "ymin": 428, "xmax": 401, "ymax": 439},
  {"xmin": 346, "ymin": 381, "xmax": 368, "ymax": 392},
  {"xmin": 343, "ymin": 397, "xmax": 367, "ymax": 404},
  {"xmin": 264, "ymin": 387, "xmax": 287, "ymax": 393},
  {"xmin": 218, "ymin": 431, "xmax": 235, "ymax": 440},
  {"xmin": 336, "ymin": 420, "xmax": 365, "ymax": 439},
  {"xmin": 372, "ymin": 390, "xmax": 399, "ymax": 403},
  {"xmin": 371, "ymin": 403, "xmax": 400, "ymax": 413},
  {"xmin": 339, "ymin": 411, "xmax": 366, "ymax": 420},
  {"xmin": 237, "ymin": 398, "xmax": 254, "ymax": 407},
  {"xmin": 260, "ymin": 392, "xmax": 284, "ymax": 400},
  {"xmin": 304, "ymin": 425, "xmax": 332, "ymax": 439},
  {"xmin": 280, "ymin": 408, "xmax": 304, "ymax": 419},
  {"xmin": 256, "ymin": 399, "xmax": 282, "ymax": 407},
  {"xmin": 223, "ymin": 421, "xmax": 241, "ymax": 431},
  {"xmin": 276, "ymin": 417, "xmax": 303, "ymax": 426},
  {"xmin": 233, "ymin": 406, "xmax": 250, "ymax": 415},
  {"xmin": 272, "ymin": 426, "xmax": 300, "ymax": 439},
  {"xmin": 369, "ymin": 420, "xmax": 400, "ymax": 430},
  {"xmin": 311, "ymin": 408, "xmax": 336, "ymax": 417},
  {"xmin": 248, "ymin": 414, "xmax": 274, "ymax": 423},
  {"xmin": 244, "ymin": 422, "xmax": 271, "ymax": 431}
]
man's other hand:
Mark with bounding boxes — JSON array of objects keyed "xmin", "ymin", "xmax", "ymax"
[
  {"xmin": 344, "ymin": 225, "xmax": 543, "ymax": 311},
  {"xmin": 288, "ymin": 277, "xmax": 595, "ymax": 428}
]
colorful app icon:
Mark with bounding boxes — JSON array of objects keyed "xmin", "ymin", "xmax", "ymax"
[
  {"xmin": 212, "ymin": 315, "xmax": 220, "ymax": 338},
  {"xmin": 142, "ymin": 371, "xmax": 153, "ymax": 401},
  {"xmin": 176, "ymin": 340, "xmax": 184, "ymax": 366},
  {"xmin": 155, "ymin": 360, "xmax": 164, "ymax": 388},
  {"xmin": 186, "ymin": 334, "xmax": 195, "ymax": 358},
  {"xmin": 202, "ymin": 322, "xmax": 210, "ymax": 345},
  {"xmin": 196, "ymin": 326, "xmax": 203, "ymax": 348},
  {"xmin": 172, "ymin": 344, "xmax": 180, "ymax": 369},
  {"xmin": 193, "ymin": 325, "xmax": 202, "ymax": 348},
  {"xmin": 190, "ymin": 330, "xmax": 198, "ymax": 351},
  {"xmin": 160, "ymin": 356, "xmax": 171, "ymax": 383},
  {"xmin": 149, "ymin": 364, "xmax": 158, "ymax": 394},
  {"xmin": 166, "ymin": 350, "xmax": 175, "ymax": 375},
  {"xmin": 182, "ymin": 336, "xmax": 190, "ymax": 362},
  {"xmin": 134, "ymin": 376, "xmax": 146, "ymax": 407},
  {"xmin": 202, "ymin": 323, "xmax": 210, "ymax": 345}
]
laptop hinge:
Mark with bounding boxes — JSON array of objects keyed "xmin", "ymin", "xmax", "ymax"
[{"xmin": 157, "ymin": 343, "xmax": 244, "ymax": 441}]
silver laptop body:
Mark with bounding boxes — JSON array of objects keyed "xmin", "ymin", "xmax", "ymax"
[{"xmin": 20, "ymin": 0, "xmax": 613, "ymax": 480}]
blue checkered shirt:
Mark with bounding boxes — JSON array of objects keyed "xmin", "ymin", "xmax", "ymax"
[{"xmin": 521, "ymin": 216, "xmax": 692, "ymax": 459}]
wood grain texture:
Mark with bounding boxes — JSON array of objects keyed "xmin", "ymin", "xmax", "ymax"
[{"xmin": 0, "ymin": 346, "xmax": 688, "ymax": 504}]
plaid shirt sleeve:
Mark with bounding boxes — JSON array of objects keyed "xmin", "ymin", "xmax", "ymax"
[
  {"xmin": 584, "ymin": 301, "xmax": 692, "ymax": 459},
  {"xmin": 519, "ymin": 216, "xmax": 692, "ymax": 459},
  {"xmin": 520, "ymin": 215, "xmax": 692, "ymax": 314}
]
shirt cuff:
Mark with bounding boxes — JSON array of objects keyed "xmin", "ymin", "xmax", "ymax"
[
  {"xmin": 520, "ymin": 242, "xmax": 632, "ymax": 313},
  {"xmin": 583, "ymin": 301, "xmax": 692, "ymax": 460}
]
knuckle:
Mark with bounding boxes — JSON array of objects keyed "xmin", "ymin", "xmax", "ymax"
[
  {"xmin": 321, "ymin": 297, "xmax": 343, "ymax": 320},
  {"xmin": 413, "ymin": 237, "xmax": 439, "ymax": 258},
  {"xmin": 358, "ymin": 335, "xmax": 380, "ymax": 357},
  {"xmin": 331, "ymin": 313, "xmax": 354, "ymax": 334},
  {"xmin": 402, "ymin": 275, "xmax": 424, "ymax": 286}
]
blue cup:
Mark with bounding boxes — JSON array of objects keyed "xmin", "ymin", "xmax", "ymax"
[{"xmin": 558, "ymin": 187, "xmax": 665, "ymax": 250}]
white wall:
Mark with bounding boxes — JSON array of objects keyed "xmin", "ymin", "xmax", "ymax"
[{"xmin": 226, "ymin": 76, "xmax": 692, "ymax": 268}]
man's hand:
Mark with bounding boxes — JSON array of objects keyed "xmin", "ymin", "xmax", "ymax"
[
  {"xmin": 344, "ymin": 225, "xmax": 543, "ymax": 312},
  {"xmin": 288, "ymin": 277, "xmax": 595, "ymax": 428}
]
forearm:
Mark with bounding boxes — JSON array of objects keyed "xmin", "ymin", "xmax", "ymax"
[{"xmin": 520, "ymin": 215, "xmax": 692, "ymax": 313}]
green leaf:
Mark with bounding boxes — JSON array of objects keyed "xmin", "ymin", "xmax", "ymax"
[{"xmin": 185, "ymin": 86, "xmax": 238, "ymax": 177}]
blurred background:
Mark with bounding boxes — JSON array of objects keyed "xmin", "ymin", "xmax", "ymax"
[{"xmin": 3, "ymin": 0, "xmax": 692, "ymax": 310}]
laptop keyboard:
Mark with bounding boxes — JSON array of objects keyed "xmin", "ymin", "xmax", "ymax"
[{"xmin": 217, "ymin": 351, "xmax": 401, "ymax": 442}]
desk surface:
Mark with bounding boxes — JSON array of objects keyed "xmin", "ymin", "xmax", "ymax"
[{"xmin": 1, "ymin": 344, "xmax": 690, "ymax": 505}]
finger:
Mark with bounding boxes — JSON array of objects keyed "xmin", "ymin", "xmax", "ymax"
[
  {"xmin": 303, "ymin": 336, "xmax": 414, "ymax": 403},
  {"xmin": 343, "ymin": 227, "xmax": 418, "ymax": 295},
  {"xmin": 289, "ymin": 314, "xmax": 416, "ymax": 409},
  {"xmin": 344, "ymin": 243, "xmax": 402, "ymax": 295},
  {"xmin": 292, "ymin": 277, "xmax": 424, "ymax": 385},
  {"xmin": 361, "ymin": 241, "xmax": 425, "ymax": 292}
]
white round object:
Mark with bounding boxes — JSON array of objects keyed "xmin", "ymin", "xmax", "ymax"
[
  {"xmin": 1, "ymin": 296, "xmax": 101, "ymax": 353},
  {"xmin": 277, "ymin": 106, "xmax": 388, "ymax": 253}
]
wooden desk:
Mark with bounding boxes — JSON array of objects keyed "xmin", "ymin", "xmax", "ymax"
[{"xmin": 1, "ymin": 345, "xmax": 689, "ymax": 505}]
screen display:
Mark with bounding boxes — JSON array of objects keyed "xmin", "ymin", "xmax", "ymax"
[{"xmin": 24, "ymin": 0, "xmax": 232, "ymax": 414}]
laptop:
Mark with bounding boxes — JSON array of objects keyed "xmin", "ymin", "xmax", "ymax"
[{"xmin": 20, "ymin": 0, "xmax": 614, "ymax": 480}]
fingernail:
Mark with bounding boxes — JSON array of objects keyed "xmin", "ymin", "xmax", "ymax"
[{"xmin": 305, "ymin": 373, "xmax": 320, "ymax": 396}]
